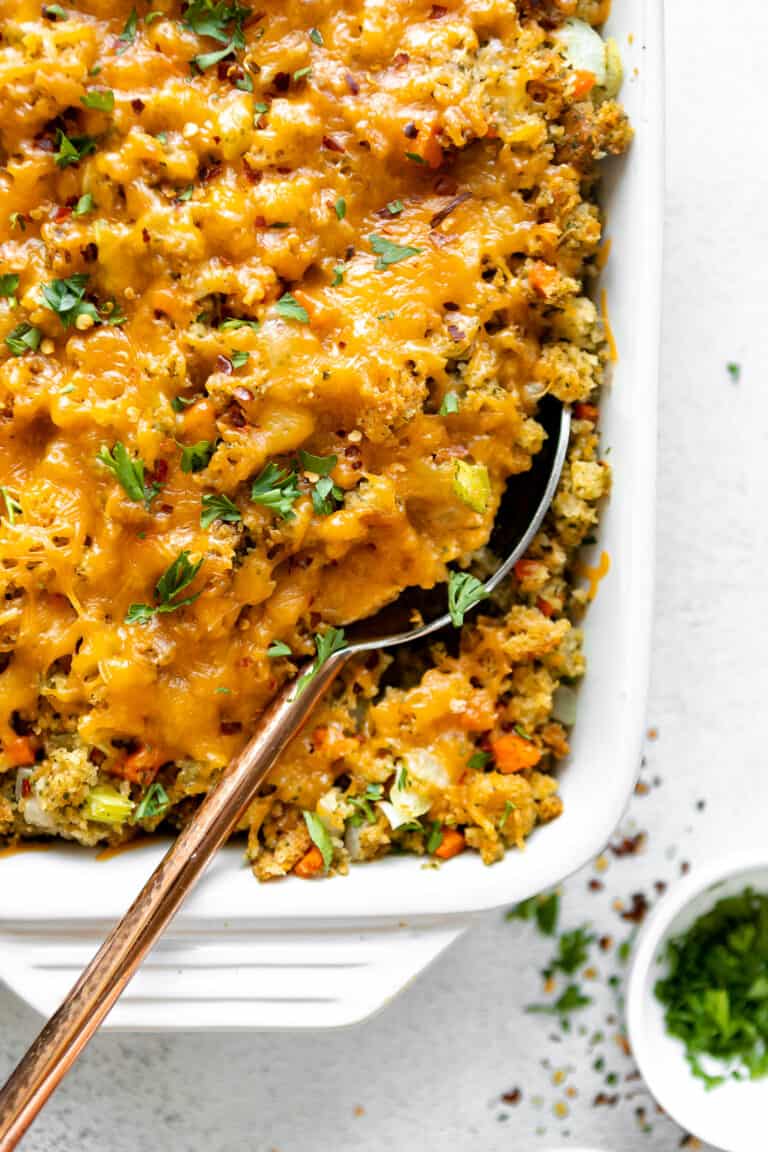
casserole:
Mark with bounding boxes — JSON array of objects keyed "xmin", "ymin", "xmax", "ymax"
[{"xmin": 0, "ymin": 0, "xmax": 663, "ymax": 1029}]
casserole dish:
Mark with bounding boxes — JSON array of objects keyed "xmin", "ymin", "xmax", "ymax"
[{"xmin": 0, "ymin": 0, "xmax": 663, "ymax": 1030}]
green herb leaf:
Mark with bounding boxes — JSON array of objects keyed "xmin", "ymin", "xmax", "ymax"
[
  {"xmin": 298, "ymin": 450, "xmax": 337, "ymax": 476},
  {"xmin": 526, "ymin": 983, "xmax": 592, "ymax": 1019},
  {"xmin": 386, "ymin": 199, "xmax": 404, "ymax": 215},
  {"xmin": 183, "ymin": 0, "xmax": 249, "ymax": 44},
  {"xmin": 292, "ymin": 66, "xmax": 312, "ymax": 82},
  {"xmin": 134, "ymin": 781, "xmax": 170, "ymax": 821},
  {"xmin": 303, "ymin": 810, "xmax": 333, "ymax": 872},
  {"xmin": 467, "ymin": 750, "xmax": 491, "ymax": 770},
  {"xmin": 81, "ymin": 89, "xmax": 115, "ymax": 111},
  {"xmin": 9, "ymin": 213, "xmax": 26, "ymax": 232},
  {"xmin": 200, "ymin": 492, "xmax": 242, "ymax": 528},
  {"xmin": 253, "ymin": 101, "xmax": 269, "ymax": 114},
  {"xmin": 0, "ymin": 274, "xmax": 19, "ymax": 300},
  {"xmin": 230, "ymin": 349, "xmax": 249, "ymax": 368},
  {"xmin": 176, "ymin": 184, "xmax": 194, "ymax": 202},
  {"xmin": 335, "ymin": 196, "xmax": 346, "ymax": 220},
  {"xmin": 295, "ymin": 627, "xmax": 346, "ymax": 694},
  {"xmin": 41, "ymin": 274, "xmax": 99, "ymax": 328},
  {"xmin": 125, "ymin": 603, "xmax": 155, "ymax": 624},
  {"xmin": 73, "ymin": 193, "xmax": 94, "ymax": 216},
  {"xmin": 726, "ymin": 361, "xmax": 741, "ymax": 383},
  {"xmin": 439, "ymin": 391, "xmax": 459, "ymax": 415},
  {"xmin": 405, "ymin": 151, "xmax": 425, "ymax": 163},
  {"xmin": 5, "ymin": 323, "xmax": 42, "ymax": 356},
  {"xmin": 498, "ymin": 799, "xmax": 515, "ymax": 832},
  {"xmin": 426, "ymin": 821, "xmax": 443, "ymax": 854},
  {"xmin": 310, "ymin": 474, "xmax": 343, "ymax": 515},
  {"xmin": 127, "ymin": 550, "xmax": 204, "ymax": 623},
  {"xmin": 97, "ymin": 442, "xmax": 160, "ymax": 505},
  {"xmin": 235, "ymin": 70, "xmax": 253, "ymax": 91},
  {"xmin": 117, "ymin": 6, "xmax": 138, "ymax": 51},
  {"xmin": 544, "ymin": 925, "xmax": 595, "ymax": 978},
  {"xmin": 309, "ymin": 27, "xmax": 323, "ymax": 45},
  {"xmin": 54, "ymin": 130, "xmax": 97, "ymax": 169},
  {"xmin": 506, "ymin": 891, "xmax": 560, "ymax": 936},
  {"xmin": 331, "ymin": 264, "xmax": 344, "ymax": 287},
  {"xmin": 0, "ymin": 487, "xmax": 22, "ymax": 525},
  {"xmin": 274, "ymin": 293, "xmax": 309, "ymax": 324},
  {"xmin": 369, "ymin": 233, "xmax": 422, "ymax": 271},
  {"xmin": 250, "ymin": 461, "xmax": 300, "ymax": 519},
  {"xmin": 194, "ymin": 42, "xmax": 235, "ymax": 70},
  {"xmin": 447, "ymin": 570, "xmax": 488, "ymax": 627},
  {"xmin": 145, "ymin": 10, "xmax": 164, "ymax": 23},
  {"xmin": 347, "ymin": 783, "xmax": 383, "ymax": 827},
  {"xmin": 43, "ymin": 4, "xmax": 68, "ymax": 18},
  {"xmin": 180, "ymin": 440, "xmax": 216, "ymax": 473},
  {"xmin": 219, "ymin": 316, "xmax": 259, "ymax": 331},
  {"xmin": 267, "ymin": 640, "xmax": 292, "ymax": 658},
  {"xmin": 171, "ymin": 395, "xmax": 195, "ymax": 412}
]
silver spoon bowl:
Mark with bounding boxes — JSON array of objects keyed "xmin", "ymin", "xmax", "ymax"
[{"xmin": 0, "ymin": 397, "xmax": 570, "ymax": 1149}]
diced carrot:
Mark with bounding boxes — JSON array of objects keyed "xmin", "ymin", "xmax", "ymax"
[
  {"xmin": 574, "ymin": 402, "xmax": 599, "ymax": 424},
  {"xmin": 491, "ymin": 732, "xmax": 542, "ymax": 774},
  {"xmin": 422, "ymin": 134, "xmax": 444, "ymax": 170},
  {"xmin": 537, "ymin": 597, "xmax": 554, "ymax": 618},
  {"xmin": 180, "ymin": 398, "xmax": 218, "ymax": 443},
  {"xmin": 529, "ymin": 261, "xmax": 559, "ymax": 298},
  {"xmin": 434, "ymin": 828, "xmax": 465, "ymax": 860},
  {"xmin": 294, "ymin": 844, "xmax": 324, "ymax": 878},
  {"xmin": 115, "ymin": 744, "xmax": 166, "ymax": 785},
  {"xmin": 514, "ymin": 558, "xmax": 542, "ymax": 582},
  {"xmin": 4, "ymin": 736, "xmax": 36, "ymax": 767},
  {"xmin": 572, "ymin": 69, "xmax": 596, "ymax": 100}
]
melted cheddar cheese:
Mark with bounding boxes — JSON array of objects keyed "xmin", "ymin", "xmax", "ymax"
[{"xmin": 0, "ymin": 0, "xmax": 630, "ymax": 873}]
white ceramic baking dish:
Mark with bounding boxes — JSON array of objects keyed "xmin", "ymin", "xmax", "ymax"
[{"xmin": 0, "ymin": 0, "xmax": 664, "ymax": 1030}]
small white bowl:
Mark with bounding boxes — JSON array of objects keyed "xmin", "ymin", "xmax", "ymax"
[{"xmin": 626, "ymin": 852, "xmax": 768, "ymax": 1152}]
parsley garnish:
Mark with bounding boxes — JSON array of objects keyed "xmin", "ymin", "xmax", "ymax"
[
  {"xmin": 405, "ymin": 151, "xmax": 425, "ymax": 163},
  {"xmin": 467, "ymin": 751, "xmax": 491, "ymax": 770},
  {"xmin": 9, "ymin": 213, "xmax": 26, "ymax": 232},
  {"xmin": 331, "ymin": 264, "xmax": 344, "ymax": 287},
  {"xmin": 73, "ymin": 193, "xmax": 94, "ymax": 216},
  {"xmin": 335, "ymin": 196, "xmax": 346, "ymax": 220},
  {"xmin": 369, "ymin": 233, "xmax": 422, "ymax": 270},
  {"xmin": 387, "ymin": 199, "xmax": 404, "ymax": 215},
  {"xmin": 81, "ymin": 89, "xmax": 115, "ymax": 112},
  {"xmin": 134, "ymin": 782, "xmax": 170, "ymax": 821},
  {"xmin": 526, "ymin": 983, "xmax": 592, "ymax": 1021},
  {"xmin": 543, "ymin": 925, "xmax": 595, "ymax": 979},
  {"xmin": 97, "ymin": 442, "xmax": 161, "ymax": 507},
  {"xmin": 498, "ymin": 800, "xmax": 515, "ymax": 832},
  {"xmin": 726, "ymin": 361, "xmax": 741, "ymax": 383},
  {"xmin": 295, "ymin": 627, "xmax": 346, "ymax": 694},
  {"xmin": 0, "ymin": 487, "xmax": 22, "ymax": 525},
  {"xmin": 0, "ymin": 274, "xmax": 19, "ymax": 301},
  {"xmin": 41, "ymin": 274, "xmax": 99, "ymax": 328},
  {"xmin": 171, "ymin": 395, "xmax": 195, "ymax": 412},
  {"xmin": 447, "ymin": 570, "xmax": 488, "ymax": 627},
  {"xmin": 293, "ymin": 66, "xmax": 312, "ymax": 82},
  {"xmin": 267, "ymin": 640, "xmax": 292, "ymax": 658},
  {"xmin": 184, "ymin": 0, "xmax": 250, "ymax": 70},
  {"xmin": 5, "ymin": 323, "xmax": 42, "ymax": 356},
  {"xmin": 309, "ymin": 27, "xmax": 323, "ymax": 45},
  {"xmin": 43, "ymin": 3, "xmax": 68, "ymax": 18},
  {"xmin": 274, "ymin": 293, "xmax": 309, "ymax": 324},
  {"xmin": 200, "ymin": 492, "xmax": 242, "ymax": 528},
  {"xmin": 426, "ymin": 821, "xmax": 443, "ymax": 853},
  {"xmin": 54, "ymin": 130, "xmax": 97, "ymax": 169},
  {"xmin": 250, "ymin": 461, "xmax": 300, "ymax": 519},
  {"xmin": 230, "ymin": 350, "xmax": 249, "ymax": 368},
  {"xmin": 506, "ymin": 891, "xmax": 560, "ymax": 936},
  {"xmin": 126, "ymin": 550, "xmax": 204, "ymax": 623},
  {"xmin": 347, "ymin": 783, "xmax": 383, "ymax": 827},
  {"xmin": 439, "ymin": 391, "xmax": 459, "ymax": 415},
  {"xmin": 298, "ymin": 450, "xmax": 342, "ymax": 516},
  {"xmin": 117, "ymin": 7, "xmax": 138, "ymax": 52},
  {"xmin": 303, "ymin": 810, "xmax": 333, "ymax": 872},
  {"xmin": 180, "ymin": 440, "xmax": 216, "ymax": 473},
  {"xmin": 219, "ymin": 317, "xmax": 259, "ymax": 331},
  {"xmin": 175, "ymin": 184, "xmax": 194, "ymax": 202}
]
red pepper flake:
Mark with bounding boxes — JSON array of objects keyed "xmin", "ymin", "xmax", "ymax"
[
  {"xmin": 430, "ymin": 190, "xmax": 471, "ymax": 229},
  {"xmin": 680, "ymin": 860, "xmax": 690, "ymax": 876},
  {"xmin": 149, "ymin": 459, "xmax": 169, "ymax": 485},
  {"xmin": 609, "ymin": 832, "xmax": 646, "ymax": 858},
  {"xmin": 21, "ymin": 777, "xmax": 31, "ymax": 798},
  {"xmin": 620, "ymin": 892, "xmax": 650, "ymax": 924},
  {"xmin": 142, "ymin": 228, "xmax": 151, "ymax": 244},
  {"xmin": 392, "ymin": 51, "xmax": 409, "ymax": 68},
  {"xmin": 593, "ymin": 1093, "xmax": 619, "ymax": 1107},
  {"xmin": 429, "ymin": 3, "xmax": 448, "ymax": 15},
  {"xmin": 500, "ymin": 1088, "xmax": 522, "ymax": 1105},
  {"xmin": 345, "ymin": 72, "xmax": 360, "ymax": 95},
  {"xmin": 233, "ymin": 386, "xmax": 254, "ymax": 405},
  {"xmin": 588, "ymin": 878, "xmax": 604, "ymax": 892},
  {"xmin": 598, "ymin": 934, "xmax": 613, "ymax": 951},
  {"xmin": 322, "ymin": 134, "xmax": 345, "ymax": 153}
]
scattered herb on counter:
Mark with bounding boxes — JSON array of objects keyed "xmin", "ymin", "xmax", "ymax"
[
  {"xmin": 655, "ymin": 887, "xmax": 768, "ymax": 1088},
  {"xmin": 726, "ymin": 361, "xmax": 741, "ymax": 383},
  {"xmin": 543, "ymin": 925, "xmax": 596, "ymax": 979},
  {"xmin": 447, "ymin": 570, "xmax": 488, "ymax": 627},
  {"xmin": 507, "ymin": 891, "xmax": 561, "ymax": 936},
  {"xmin": 126, "ymin": 550, "xmax": 204, "ymax": 623},
  {"xmin": 527, "ymin": 983, "xmax": 592, "ymax": 1023}
]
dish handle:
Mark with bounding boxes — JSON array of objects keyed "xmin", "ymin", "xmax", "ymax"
[{"xmin": 0, "ymin": 916, "xmax": 469, "ymax": 1030}]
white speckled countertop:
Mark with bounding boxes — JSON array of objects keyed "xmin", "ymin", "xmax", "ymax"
[{"xmin": 1, "ymin": 3, "xmax": 761, "ymax": 1148}]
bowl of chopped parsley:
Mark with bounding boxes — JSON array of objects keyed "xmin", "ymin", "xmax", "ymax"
[{"xmin": 626, "ymin": 855, "xmax": 768, "ymax": 1152}]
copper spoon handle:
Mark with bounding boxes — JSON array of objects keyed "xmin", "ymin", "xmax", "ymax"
[{"xmin": 0, "ymin": 654, "xmax": 346, "ymax": 1149}]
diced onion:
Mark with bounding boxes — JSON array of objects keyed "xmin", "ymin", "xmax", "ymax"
[
  {"xmin": 83, "ymin": 785, "xmax": 134, "ymax": 825},
  {"xmin": 553, "ymin": 18, "xmax": 607, "ymax": 87},
  {"xmin": 552, "ymin": 684, "xmax": 579, "ymax": 726}
]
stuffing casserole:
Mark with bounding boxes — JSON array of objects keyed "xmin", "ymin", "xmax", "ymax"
[{"xmin": 0, "ymin": 0, "xmax": 630, "ymax": 878}]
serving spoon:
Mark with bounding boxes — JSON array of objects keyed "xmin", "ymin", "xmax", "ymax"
[{"xmin": 0, "ymin": 396, "xmax": 570, "ymax": 1148}]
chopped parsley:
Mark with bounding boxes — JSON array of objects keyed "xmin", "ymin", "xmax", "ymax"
[
  {"xmin": 526, "ymin": 983, "xmax": 592, "ymax": 1022},
  {"xmin": 543, "ymin": 925, "xmax": 595, "ymax": 979},
  {"xmin": 250, "ymin": 461, "xmax": 300, "ymax": 519},
  {"xmin": 184, "ymin": 0, "xmax": 250, "ymax": 70},
  {"xmin": 117, "ymin": 6, "xmax": 138, "ymax": 52},
  {"xmin": 97, "ymin": 442, "xmax": 162, "ymax": 507},
  {"xmin": 293, "ymin": 66, "xmax": 312, "ymax": 82},
  {"xmin": 447, "ymin": 570, "xmax": 488, "ymax": 627},
  {"xmin": 41, "ymin": 274, "xmax": 99, "ymax": 328},
  {"xmin": 274, "ymin": 293, "xmax": 309, "ymax": 324},
  {"xmin": 200, "ymin": 492, "xmax": 242, "ymax": 528},
  {"xmin": 9, "ymin": 213, "xmax": 26, "ymax": 232},
  {"xmin": 467, "ymin": 750, "xmax": 491, "ymax": 770},
  {"xmin": 298, "ymin": 450, "xmax": 342, "ymax": 516},
  {"xmin": 498, "ymin": 800, "xmax": 515, "ymax": 832},
  {"xmin": 73, "ymin": 193, "xmax": 94, "ymax": 216},
  {"xmin": 726, "ymin": 361, "xmax": 741, "ymax": 383},
  {"xmin": 134, "ymin": 782, "xmax": 170, "ymax": 821},
  {"xmin": 347, "ymin": 783, "xmax": 383, "ymax": 826},
  {"xmin": 506, "ymin": 891, "xmax": 560, "ymax": 936},
  {"xmin": 295, "ymin": 627, "xmax": 346, "ymax": 694},
  {"xmin": 54, "ymin": 130, "xmax": 97, "ymax": 169},
  {"xmin": 230, "ymin": 349, "xmax": 249, "ymax": 368},
  {"xmin": 175, "ymin": 184, "xmax": 194, "ymax": 202},
  {"xmin": 303, "ymin": 810, "xmax": 333, "ymax": 872},
  {"xmin": 219, "ymin": 317, "xmax": 259, "ymax": 331},
  {"xmin": 331, "ymin": 263, "xmax": 344, "ymax": 287},
  {"xmin": 267, "ymin": 640, "xmax": 292, "ymax": 658},
  {"xmin": 126, "ymin": 550, "xmax": 204, "ymax": 623},
  {"xmin": 309, "ymin": 27, "xmax": 323, "ymax": 45},
  {"xmin": 0, "ymin": 487, "xmax": 22, "ymax": 525},
  {"xmin": 335, "ymin": 196, "xmax": 346, "ymax": 220},
  {"xmin": 426, "ymin": 821, "xmax": 443, "ymax": 854},
  {"xmin": 5, "ymin": 323, "xmax": 42, "ymax": 357},
  {"xmin": 405, "ymin": 151, "xmax": 425, "ymax": 163},
  {"xmin": 180, "ymin": 440, "xmax": 216, "ymax": 473},
  {"xmin": 439, "ymin": 391, "xmax": 459, "ymax": 415},
  {"xmin": 655, "ymin": 887, "xmax": 768, "ymax": 1087},
  {"xmin": 386, "ymin": 199, "xmax": 404, "ymax": 215},
  {"xmin": 0, "ymin": 274, "xmax": 19, "ymax": 301},
  {"xmin": 43, "ymin": 3, "xmax": 68, "ymax": 18},
  {"xmin": 369, "ymin": 233, "xmax": 422, "ymax": 270},
  {"xmin": 81, "ymin": 89, "xmax": 115, "ymax": 112}
]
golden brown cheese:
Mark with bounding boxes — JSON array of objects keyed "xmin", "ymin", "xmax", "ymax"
[{"xmin": 0, "ymin": 0, "xmax": 629, "ymax": 870}]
